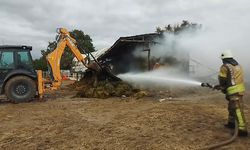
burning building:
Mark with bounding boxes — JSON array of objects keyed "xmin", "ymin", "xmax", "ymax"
[{"xmin": 73, "ymin": 32, "xmax": 190, "ymax": 75}]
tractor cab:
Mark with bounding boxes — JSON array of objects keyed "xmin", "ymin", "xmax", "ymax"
[{"xmin": 0, "ymin": 45, "xmax": 37, "ymax": 103}]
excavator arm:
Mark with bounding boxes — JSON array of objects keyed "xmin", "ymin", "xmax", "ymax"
[
  {"xmin": 37, "ymin": 28, "xmax": 120, "ymax": 98},
  {"xmin": 37, "ymin": 28, "xmax": 91, "ymax": 97},
  {"xmin": 46, "ymin": 28, "xmax": 88, "ymax": 88}
]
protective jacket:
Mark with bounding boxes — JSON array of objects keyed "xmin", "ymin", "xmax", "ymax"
[{"xmin": 219, "ymin": 58, "xmax": 245, "ymax": 95}]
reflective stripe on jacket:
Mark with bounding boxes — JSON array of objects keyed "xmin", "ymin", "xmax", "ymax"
[{"xmin": 219, "ymin": 64, "xmax": 245, "ymax": 95}]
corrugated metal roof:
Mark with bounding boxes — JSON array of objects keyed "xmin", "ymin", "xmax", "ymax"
[{"xmin": 98, "ymin": 33, "xmax": 160, "ymax": 60}]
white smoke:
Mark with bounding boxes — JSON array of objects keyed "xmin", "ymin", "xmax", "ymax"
[
  {"xmin": 160, "ymin": 25, "xmax": 250, "ymax": 80},
  {"xmin": 133, "ymin": 21, "xmax": 250, "ymax": 81},
  {"xmin": 133, "ymin": 0, "xmax": 250, "ymax": 81}
]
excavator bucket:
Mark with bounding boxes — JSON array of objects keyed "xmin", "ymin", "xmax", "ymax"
[
  {"xmin": 99, "ymin": 66, "xmax": 122, "ymax": 81},
  {"xmin": 84, "ymin": 62, "xmax": 121, "ymax": 82}
]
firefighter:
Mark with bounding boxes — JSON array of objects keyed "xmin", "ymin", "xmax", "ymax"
[
  {"xmin": 214, "ymin": 50, "xmax": 248, "ymax": 137},
  {"xmin": 153, "ymin": 62, "xmax": 161, "ymax": 70}
]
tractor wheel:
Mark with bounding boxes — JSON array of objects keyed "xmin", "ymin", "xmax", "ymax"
[{"xmin": 5, "ymin": 76, "xmax": 36, "ymax": 103}]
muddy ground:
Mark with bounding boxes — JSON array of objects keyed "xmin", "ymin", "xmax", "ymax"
[{"xmin": 0, "ymin": 81, "xmax": 250, "ymax": 150}]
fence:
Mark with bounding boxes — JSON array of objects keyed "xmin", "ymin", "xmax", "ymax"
[{"xmin": 41, "ymin": 70, "xmax": 84, "ymax": 81}]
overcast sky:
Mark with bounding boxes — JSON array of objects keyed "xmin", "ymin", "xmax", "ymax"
[{"xmin": 0, "ymin": 0, "xmax": 250, "ymax": 61}]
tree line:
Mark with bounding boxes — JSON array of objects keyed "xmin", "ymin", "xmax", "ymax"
[{"xmin": 156, "ymin": 20, "xmax": 201, "ymax": 34}]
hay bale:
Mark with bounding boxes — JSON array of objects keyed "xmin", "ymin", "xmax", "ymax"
[{"xmin": 73, "ymin": 79, "xmax": 141, "ymax": 99}]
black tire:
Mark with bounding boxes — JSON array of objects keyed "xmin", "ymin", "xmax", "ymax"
[{"xmin": 5, "ymin": 76, "xmax": 36, "ymax": 103}]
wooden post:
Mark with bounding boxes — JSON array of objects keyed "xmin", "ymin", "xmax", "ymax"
[
  {"xmin": 143, "ymin": 43, "xmax": 151, "ymax": 71},
  {"xmin": 147, "ymin": 44, "xmax": 151, "ymax": 71}
]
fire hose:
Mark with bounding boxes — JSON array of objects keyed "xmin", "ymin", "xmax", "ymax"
[
  {"xmin": 197, "ymin": 83, "xmax": 239, "ymax": 150},
  {"xmin": 197, "ymin": 120, "xmax": 238, "ymax": 150}
]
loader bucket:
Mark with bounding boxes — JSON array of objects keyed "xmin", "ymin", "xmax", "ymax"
[
  {"xmin": 100, "ymin": 66, "xmax": 122, "ymax": 81},
  {"xmin": 85, "ymin": 61, "xmax": 121, "ymax": 82}
]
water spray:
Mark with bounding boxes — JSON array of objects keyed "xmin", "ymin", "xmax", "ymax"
[{"xmin": 118, "ymin": 73, "xmax": 202, "ymax": 87}]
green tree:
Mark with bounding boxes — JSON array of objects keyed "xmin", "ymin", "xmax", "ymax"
[
  {"xmin": 70, "ymin": 29, "xmax": 95, "ymax": 53},
  {"xmin": 155, "ymin": 20, "xmax": 202, "ymax": 34},
  {"xmin": 33, "ymin": 58, "xmax": 47, "ymax": 70}
]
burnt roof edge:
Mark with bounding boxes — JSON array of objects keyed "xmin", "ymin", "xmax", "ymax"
[{"xmin": 98, "ymin": 32, "xmax": 160, "ymax": 60}]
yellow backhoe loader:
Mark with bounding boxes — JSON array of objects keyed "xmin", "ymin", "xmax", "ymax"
[{"xmin": 0, "ymin": 28, "xmax": 119, "ymax": 103}]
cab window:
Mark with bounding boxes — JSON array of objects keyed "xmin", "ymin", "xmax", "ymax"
[
  {"xmin": 17, "ymin": 51, "xmax": 33, "ymax": 67},
  {"xmin": 0, "ymin": 51, "xmax": 14, "ymax": 69}
]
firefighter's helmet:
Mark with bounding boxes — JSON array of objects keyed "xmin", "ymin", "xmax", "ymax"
[{"xmin": 221, "ymin": 50, "xmax": 233, "ymax": 59}]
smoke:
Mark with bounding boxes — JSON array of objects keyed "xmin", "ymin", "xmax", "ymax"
[
  {"xmin": 132, "ymin": 0, "xmax": 250, "ymax": 82},
  {"xmin": 132, "ymin": 20, "xmax": 250, "ymax": 81},
  {"xmin": 115, "ymin": 0, "xmax": 250, "ymax": 87},
  {"xmin": 162, "ymin": 24, "xmax": 250, "ymax": 81}
]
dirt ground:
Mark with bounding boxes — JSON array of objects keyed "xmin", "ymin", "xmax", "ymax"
[{"xmin": 0, "ymin": 81, "xmax": 250, "ymax": 150}]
